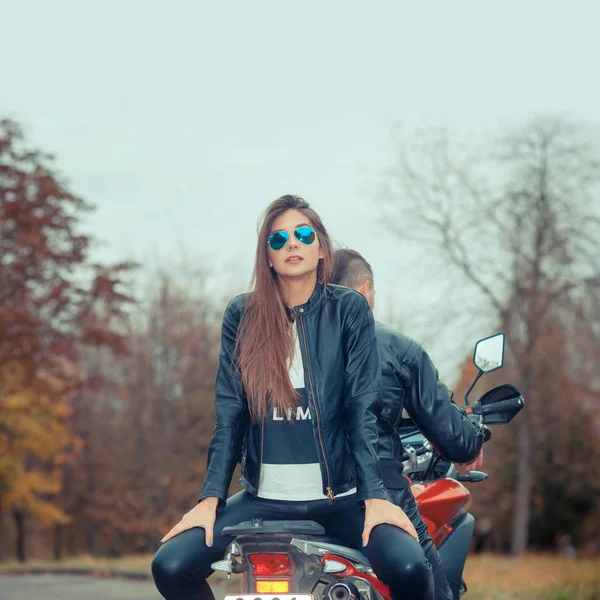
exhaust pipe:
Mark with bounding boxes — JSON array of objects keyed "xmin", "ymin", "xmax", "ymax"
[{"xmin": 325, "ymin": 579, "xmax": 361, "ymax": 600}]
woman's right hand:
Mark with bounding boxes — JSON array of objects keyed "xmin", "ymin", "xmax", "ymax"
[{"xmin": 161, "ymin": 497, "xmax": 219, "ymax": 546}]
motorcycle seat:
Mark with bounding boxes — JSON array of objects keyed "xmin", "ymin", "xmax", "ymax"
[
  {"xmin": 222, "ymin": 519, "xmax": 326, "ymax": 536},
  {"xmin": 222, "ymin": 520, "xmax": 371, "ymax": 567}
]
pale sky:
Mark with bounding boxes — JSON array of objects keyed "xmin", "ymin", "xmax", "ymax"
[{"xmin": 2, "ymin": 0, "xmax": 599, "ymax": 379}]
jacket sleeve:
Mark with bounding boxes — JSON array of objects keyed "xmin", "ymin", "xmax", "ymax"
[
  {"xmin": 403, "ymin": 345, "xmax": 483, "ymax": 464},
  {"xmin": 342, "ymin": 295, "xmax": 389, "ymax": 502},
  {"xmin": 199, "ymin": 299, "xmax": 249, "ymax": 506}
]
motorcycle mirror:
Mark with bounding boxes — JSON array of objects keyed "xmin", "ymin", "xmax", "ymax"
[
  {"xmin": 473, "ymin": 333, "xmax": 505, "ymax": 374},
  {"xmin": 465, "ymin": 332, "xmax": 506, "ymax": 406}
]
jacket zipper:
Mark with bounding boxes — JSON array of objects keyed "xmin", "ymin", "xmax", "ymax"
[{"xmin": 299, "ymin": 314, "xmax": 335, "ymax": 504}]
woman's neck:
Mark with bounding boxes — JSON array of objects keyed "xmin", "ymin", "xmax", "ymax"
[{"xmin": 279, "ymin": 272, "xmax": 318, "ymax": 308}]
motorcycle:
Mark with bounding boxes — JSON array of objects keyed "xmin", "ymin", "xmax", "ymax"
[{"xmin": 211, "ymin": 333, "xmax": 524, "ymax": 600}]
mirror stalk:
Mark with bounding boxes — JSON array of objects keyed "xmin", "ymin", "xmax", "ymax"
[{"xmin": 464, "ymin": 370, "xmax": 483, "ymax": 406}]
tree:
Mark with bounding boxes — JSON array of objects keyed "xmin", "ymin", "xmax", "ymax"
[
  {"xmin": 452, "ymin": 316, "xmax": 600, "ymax": 552},
  {"xmin": 0, "ymin": 360, "xmax": 78, "ymax": 561},
  {"xmin": 47, "ymin": 264, "xmax": 224, "ymax": 558},
  {"xmin": 378, "ymin": 119, "xmax": 600, "ymax": 555},
  {"xmin": 0, "ymin": 118, "xmax": 133, "ymax": 560}
]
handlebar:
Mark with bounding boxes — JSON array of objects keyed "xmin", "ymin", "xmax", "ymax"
[
  {"xmin": 400, "ymin": 444, "xmax": 432, "ymax": 463},
  {"xmin": 478, "ymin": 396, "xmax": 524, "ymax": 416},
  {"xmin": 399, "ymin": 387, "xmax": 523, "ymax": 467}
]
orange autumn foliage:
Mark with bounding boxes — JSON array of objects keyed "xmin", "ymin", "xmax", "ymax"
[{"xmin": 0, "ymin": 360, "xmax": 80, "ymax": 526}]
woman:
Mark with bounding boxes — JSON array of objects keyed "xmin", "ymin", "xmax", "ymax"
[{"xmin": 152, "ymin": 195, "xmax": 433, "ymax": 600}]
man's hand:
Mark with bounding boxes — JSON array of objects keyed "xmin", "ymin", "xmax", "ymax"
[
  {"xmin": 458, "ymin": 447, "xmax": 484, "ymax": 472},
  {"xmin": 161, "ymin": 497, "xmax": 219, "ymax": 546},
  {"xmin": 362, "ymin": 498, "xmax": 418, "ymax": 546}
]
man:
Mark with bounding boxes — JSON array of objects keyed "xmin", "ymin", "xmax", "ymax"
[{"xmin": 330, "ymin": 249, "xmax": 485, "ymax": 600}]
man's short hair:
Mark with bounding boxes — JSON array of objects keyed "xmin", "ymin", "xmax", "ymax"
[{"xmin": 330, "ymin": 249, "xmax": 374, "ymax": 289}]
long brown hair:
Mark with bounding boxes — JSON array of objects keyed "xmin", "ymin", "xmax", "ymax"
[{"xmin": 237, "ymin": 195, "xmax": 333, "ymax": 421}]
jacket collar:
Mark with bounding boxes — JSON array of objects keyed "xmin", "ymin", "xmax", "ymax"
[{"xmin": 285, "ymin": 280, "xmax": 325, "ymax": 319}]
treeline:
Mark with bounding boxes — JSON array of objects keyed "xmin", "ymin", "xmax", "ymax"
[
  {"xmin": 1, "ymin": 118, "xmax": 599, "ymax": 562},
  {"xmin": 0, "ymin": 119, "xmax": 237, "ymax": 560},
  {"xmin": 453, "ymin": 315, "xmax": 600, "ymax": 555}
]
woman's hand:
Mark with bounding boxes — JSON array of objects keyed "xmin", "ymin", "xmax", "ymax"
[
  {"xmin": 161, "ymin": 497, "xmax": 219, "ymax": 546},
  {"xmin": 362, "ymin": 498, "xmax": 419, "ymax": 546}
]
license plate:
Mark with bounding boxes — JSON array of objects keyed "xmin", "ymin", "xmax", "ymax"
[{"xmin": 225, "ymin": 595, "xmax": 313, "ymax": 600}]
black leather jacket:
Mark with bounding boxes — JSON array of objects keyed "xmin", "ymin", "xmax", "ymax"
[
  {"xmin": 375, "ymin": 321, "xmax": 483, "ymax": 468},
  {"xmin": 199, "ymin": 283, "xmax": 389, "ymax": 506}
]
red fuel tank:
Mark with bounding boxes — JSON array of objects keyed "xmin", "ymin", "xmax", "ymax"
[{"xmin": 411, "ymin": 479, "xmax": 472, "ymax": 546}]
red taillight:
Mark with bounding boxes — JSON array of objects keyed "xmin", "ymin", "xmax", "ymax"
[{"xmin": 247, "ymin": 553, "xmax": 291, "ymax": 576}]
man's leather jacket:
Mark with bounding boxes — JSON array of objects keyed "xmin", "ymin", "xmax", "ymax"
[
  {"xmin": 375, "ymin": 321, "xmax": 483, "ymax": 469},
  {"xmin": 199, "ymin": 283, "xmax": 390, "ymax": 506}
]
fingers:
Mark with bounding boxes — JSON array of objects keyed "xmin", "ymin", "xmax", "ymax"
[
  {"xmin": 204, "ymin": 520, "xmax": 214, "ymax": 547},
  {"xmin": 161, "ymin": 514, "xmax": 215, "ymax": 546},
  {"xmin": 477, "ymin": 447, "xmax": 484, "ymax": 470},
  {"xmin": 363, "ymin": 509, "xmax": 419, "ymax": 545},
  {"xmin": 361, "ymin": 521, "xmax": 373, "ymax": 547},
  {"xmin": 161, "ymin": 500, "xmax": 219, "ymax": 546},
  {"xmin": 363, "ymin": 518, "xmax": 418, "ymax": 544},
  {"xmin": 459, "ymin": 449, "xmax": 483, "ymax": 472},
  {"xmin": 391, "ymin": 509, "xmax": 419, "ymax": 540},
  {"xmin": 392, "ymin": 505, "xmax": 419, "ymax": 540},
  {"xmin": 161, "ymin": 519, "xmax": 188, "ymax": 543},
  {"xmin": 400, "ymin": 518, "xmax": 419, "ymax": 541}
]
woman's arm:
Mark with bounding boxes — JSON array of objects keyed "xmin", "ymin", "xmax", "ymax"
[
  {"xmin": 341, "ymin": 294, "xmax": 418, "ymax": 544},
  {"xmin": 198, "ymin": 297, "xmax": 249, "ymax": 507},
  {"xmin": 342, "ymin": 293, "xmax": 388, "ymax": 503}
]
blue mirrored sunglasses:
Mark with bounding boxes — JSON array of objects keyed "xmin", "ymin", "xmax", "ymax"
[{"xmin": 268, "ymin": 226, "xmax": 316, "ymax": 251}]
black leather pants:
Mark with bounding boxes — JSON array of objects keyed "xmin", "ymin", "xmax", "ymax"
[
  {"xmin": 389, "ymin": 488, "xmax": 454, "ymax": 600},
  {"xmin": 152, "ymin": 491, "xmax": 434, "ymax": 600}
]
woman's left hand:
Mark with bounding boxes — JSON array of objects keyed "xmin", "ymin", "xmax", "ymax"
[{"xmin": 362, "ymin": 498, "xmax": 418, "ymax": 546}]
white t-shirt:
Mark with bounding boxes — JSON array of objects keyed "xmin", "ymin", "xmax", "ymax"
[{"xmin": 257, "ymin": 324, "xmax": 356, "ymax": 501}]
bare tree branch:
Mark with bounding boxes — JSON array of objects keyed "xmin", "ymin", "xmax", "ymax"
[{"xmin": 376, "ymin": 118, "xmax": 600, "ymax": 555}]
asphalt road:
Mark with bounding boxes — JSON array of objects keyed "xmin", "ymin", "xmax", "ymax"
[{"xmin": 0, "ymin": 574, "xmax": 227, "ymax": 600}]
